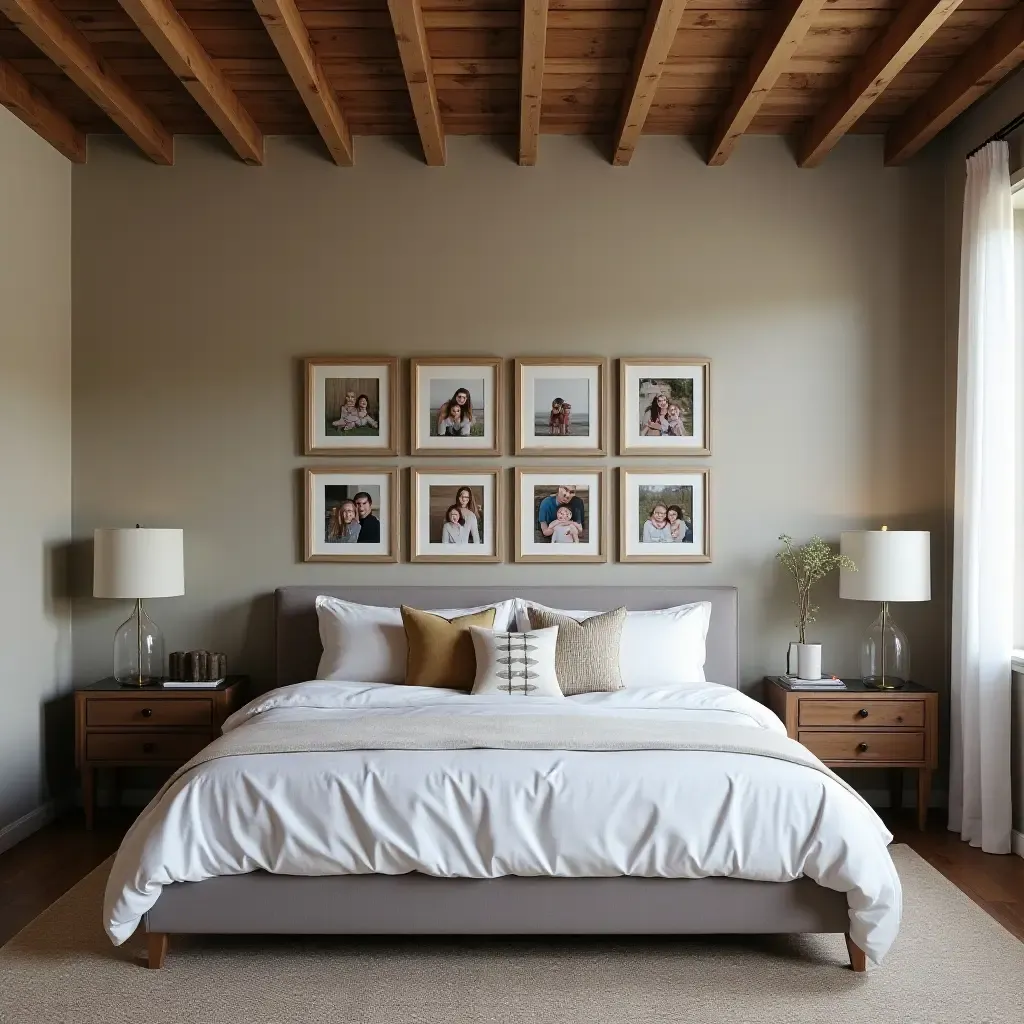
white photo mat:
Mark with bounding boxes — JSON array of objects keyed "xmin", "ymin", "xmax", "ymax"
[
  {"xmin": 620, "ymin": 468, "xmax": 711, "ymax": 563},
  {"xmin": 305, "ymin": 358, "xmax": 396, "ymax": 455},
  {"xmin": 515, "ymin": 469, "xmax": 606, "ymax": 563},
  {"xmin": 516, "ymin": 360, "xmax": 605, "ymax": 454},
  {"xmin": 412, "ymin": 359, "xmax": 501, "ymax": 454}
]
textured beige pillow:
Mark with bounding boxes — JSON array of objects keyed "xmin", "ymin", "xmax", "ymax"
[
  {"xmin": 401, "ymin": 605, "xmax": 496, "ymax": 690},
  {"xmin": 526, "ymin": 606, "xmax": 627, "ymax": 695}
]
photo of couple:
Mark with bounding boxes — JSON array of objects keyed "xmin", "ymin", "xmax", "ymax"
[
  {"xmin": 429, "ymin": 380, "xmax": 485, "ymax": 438},
  {"xmin": 430, "ymin": 485, "xmax": 485, "ymax": 545},
  {"xmin": 324, "ymin": 484, "xmax": 382, "ymax": 545},
  {"xmin": 637, "ymin": 485, "xmax": 693, "ymax": 544},
  {"xmin": 638, "ymin": 378, "xmax": 694, "ymax": 438},
  {"xmin": 324, "ymin": 377, "xmax": 381, "ymax": 437},
  {"xmin": 533, "ymin": 484, "xmax": 589, "ymax": 545}
]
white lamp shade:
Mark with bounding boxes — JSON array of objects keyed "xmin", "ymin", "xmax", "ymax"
[
  {"xmin": 839, "ymin": 530, "xmax": 930, "ymax": 602},
  {"xmin": 93, "ymin": 528, "xmax": 185, "ymax": 599}
]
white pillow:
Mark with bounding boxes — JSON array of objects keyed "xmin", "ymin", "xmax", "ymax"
[
  {"xmin": 470, "ymin": 626, "xmax": 563, "ymax": 698},
  {"xmin": 315, "ymin": 597, "xmax": 516, "ymax": 684},
  {"xmin": 514, "ymin": 600, "xmax": 710, "ymax": 687}
]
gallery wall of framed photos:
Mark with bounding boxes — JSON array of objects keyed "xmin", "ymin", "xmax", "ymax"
[{"xmin": 302, "ymin": 356, "xmax": 713, "ymax": 566}]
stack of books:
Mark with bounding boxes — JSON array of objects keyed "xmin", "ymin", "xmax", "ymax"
[{"xmin": 772, "ymin": 674, "xmax": 847, "ymax": 691}]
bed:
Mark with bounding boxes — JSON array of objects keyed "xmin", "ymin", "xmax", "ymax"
[{"xmin": 103, "ymin": 586, "xmax": 899, "ymax": 972}]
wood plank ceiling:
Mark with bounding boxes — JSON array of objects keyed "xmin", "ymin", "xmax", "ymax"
[{"xmin": 0, "ymin": 0, "xmax": 1022, "ymax": 166}]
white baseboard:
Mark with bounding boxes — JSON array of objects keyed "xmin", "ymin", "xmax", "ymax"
[
  {"xmin": 1013, "ymin": 830, "xmax": 1024, "ymax": 859},
  {"xmin": 0, "ymin": 802, "xmax": 57, "ymax": 855}
]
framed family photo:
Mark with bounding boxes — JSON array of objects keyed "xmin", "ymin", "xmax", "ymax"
[
  {"xmin": 411, "ymin": 357, "xmax": 502, "ymax": 456},
  {"xmin": 619, "ymin": 358, "xmax": 711, "ymax": 456},
  {"xmin": 304, "ymin": 357, "xmax": 398, "ymax": 456},
  {"xmin": 304, "ymin": 467, "xmax": 398, "ymax": 563},
  {"xmin": 410, "ymin": 468, "xmax": 502, "ymax": 563},
  {"xmin": 619, "ymin": 468, "xmax": 711, "ymax": 563},
  {"xmin": 514, "ymin": 357, "xmax": 607, "ymax": 456},
  {"xmin": 514, "ymin": 468, "xmax": 607, "ymax": 563}
]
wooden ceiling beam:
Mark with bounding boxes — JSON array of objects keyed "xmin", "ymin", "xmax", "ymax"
[
  {"xmin": 0, "ymin": 56, "xmax": 86, "ymax": 162},
  {"xmin": 612, "ymin": 0, "xmax": 689, "ymax": 166},
  {"xmin": 707, "ymin": 0, "xmax": 825, "ymax": 166},
  {"xmin": 0, "ymin": 0, "xmax": 172, "ymax": 163},
  {"xmin": 117, "ymin": 0, "xmax": 262, "ymax": 164},
  {"xmin": 253, "ymin": 0, "xmax": 352, "ymax": 165},
  {"xmin": 386, "ymin": 0, "xmax": 445, "ymax": 165},
  {"xmin": 885, "ymin": 5, "xmax": 1024, "ymax": 165},
  {"xmin": 518, "ymin": 0, "xmax": 549, "ymax": 166},
  {"xmin": 798, "ymin": 0, "xmax": 963, "ymax": 168}
]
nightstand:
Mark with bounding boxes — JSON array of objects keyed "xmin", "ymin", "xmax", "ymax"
[
  {"xmin": 74, "ymin": 676, "xmax": 247, "ymax": 830},
  {"xmin": 763, "ymin": 677, "xmax": 939, "ymax": 830}
]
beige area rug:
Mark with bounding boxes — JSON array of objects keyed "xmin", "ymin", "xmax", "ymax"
[{"xmin": 1, "ymin": 845, "xmax": 1022, "ymax": 1024}]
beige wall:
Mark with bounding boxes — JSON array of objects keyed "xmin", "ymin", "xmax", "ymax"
[
  {"xmin": 70, "ymin": 134, "xmax": 947, "ymax": 715},
  {"xmin": 0, "ymin": 109, "xmax": 73, "ymax": 843}
]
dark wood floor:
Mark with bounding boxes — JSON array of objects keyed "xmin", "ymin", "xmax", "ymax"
[{"xmin": 1, "ymin": 809, "xmax": 1022, "ymax": 949}]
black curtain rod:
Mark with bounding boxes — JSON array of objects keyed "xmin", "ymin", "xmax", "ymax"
[{"xmin": 967, "ymin": 111, "xmax": 1024, "ymax": 159}]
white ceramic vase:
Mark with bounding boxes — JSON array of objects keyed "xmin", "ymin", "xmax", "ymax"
[{"xmin": 796, "ymin": 643, "xmax": 822, "ymax": 681}]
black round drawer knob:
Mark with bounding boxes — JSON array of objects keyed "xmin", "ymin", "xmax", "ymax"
[
  {"xmin": 141, "ymin": 708, "xmax": 153, "ymax": 718},
  {"xmin": 143, "ymin": 742, "xmax": 156, "ymax": 753},
  {"xmin": 857, "ymin": 742, "xmax": 869, "ymax": 753},
  {"xmin": 857, "ymin": 709, "xmax": 869, "ymax": 719}
]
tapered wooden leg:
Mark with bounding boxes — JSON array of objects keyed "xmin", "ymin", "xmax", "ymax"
[
  {"xmin": 845, "ymin": 934, "xmax": 867, "ymax": 973},
  {"xmin": 917, "ymin": 768, "xmax": 932, "ymax": 831},
  {"xmin": 147, "ymin": 932, "xmax": 168, "ymax": 969}
]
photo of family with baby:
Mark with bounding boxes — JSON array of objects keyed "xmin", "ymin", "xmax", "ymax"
[{"xmin": 532, "ymin": 484, "xmax": 589, "ymax": 545}]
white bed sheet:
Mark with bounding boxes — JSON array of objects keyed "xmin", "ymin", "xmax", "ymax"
[{"xmin": 103, "ymin": 680, "xmax": 901, "ymax": 962}]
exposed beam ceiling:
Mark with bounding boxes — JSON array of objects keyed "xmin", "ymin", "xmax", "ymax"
[
  {"xmin": 386, "ymin": 0, "xmax": 445, "ymax": 166},
  {"xmin": 117, "ymin": 0, "xmax": 262, "ymax": 164},
  {"xmin": 0, "ymin": 0, "xmax": 172, "ymax": 163},
  {"xmin": 707, "ymin": 0, "xmax": 825, "ymax": 166},
  {"xmin": 799, "ymin": 0, "xmax": 964, "ymax": 168},
  {"xmin": 612, "ymin": 0, "xmax": 689, "ymax": 167},
  {"xmin": 253, "ymin": 0, "xmax": 353, "ymax": 166},
  {"xmin": 518, "ymin": 0, "xmax": 549, "ymax": 166},
  {"xmin": 886, "ymin": 5, "xmax": 1024, "ymax": 165},
  {"xmin": 0, "ymin": 56, "xmax": 85, "ymax": 161}
]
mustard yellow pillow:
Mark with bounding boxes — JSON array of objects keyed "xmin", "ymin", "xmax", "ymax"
[{"xmin": 401, "ymin": 605, "xmax": 497, "ymax": 690}]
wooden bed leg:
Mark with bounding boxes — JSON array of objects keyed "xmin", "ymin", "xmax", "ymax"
[
  {"xmin": 147, "ymin": 932, "xmax": 168, "ymax": 969},
  {"xmin": 845, "ymin": 934, "xmax": 867, "ymax": 973}
]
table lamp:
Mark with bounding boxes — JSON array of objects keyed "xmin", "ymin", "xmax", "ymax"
[
  {"xmin": 839, "ymin": 528, "xmax": 930, "ymax": 690},
  {"xmin": 93, "ymin": 527, "xmax": 185, "ymax": 687}
]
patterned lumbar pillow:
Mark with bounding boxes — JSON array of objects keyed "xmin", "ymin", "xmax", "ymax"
[
  {"xmin": 525, "ymin": 606, "xmax": 626, "ymax": 695},
  {"xmin": 469, "ymin": 626, "xmax": 563, "ymax": 698}
]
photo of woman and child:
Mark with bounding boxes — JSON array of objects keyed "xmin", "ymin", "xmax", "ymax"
[
  {"xmin": 431, "ymin": 485, "xmax": 484, "ymax": 545},
  {"xmin": 325, "ymin": 378, "xmax": 380, "ymax": 436},
  {"xmin": 638, "ymin": 378, "xmax": 694, "ymax": 438},
  {"xmin": 430, "ymin": 381, "xmax": 485, "ymax": 437},
  {"xmin": 324, "ymin": 485, "xmax": 381, "ymax": 544},
  {"xmin": 534, "ymin": 484, "xmax": 588, "ymax": 544},
  {"xmin": 638, "ymin": 485, "xmax": 693, "ymax": 544}
]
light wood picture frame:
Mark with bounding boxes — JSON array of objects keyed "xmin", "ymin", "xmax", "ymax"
[
  {"xmin": 304, "ymin": 357, "xmax": 399, "ymax": 456},
  {"xmin": 619, "ymin": 467, "xmax": 711, "ymax": 563},
  {"xmin": 514, "ymin": 357, "xmax": 607, "ymax": 456},
  {"xmin": 411, "ymin": 357, "xmax": 502, "ymax": 456},
  {"xmin": 619, "ymin": 358, "xmax": 711, "ymax": 456},
  {"xmin": 304, "ymin": 466, "xmax": 399, "ymax": 563},
  {"xmin": 410, "ymin": 467, "xmax": 503, "ymax": 563},
  {"xmin": 514, "ymin": 467, "xmax": 608, "ymax": 564}
]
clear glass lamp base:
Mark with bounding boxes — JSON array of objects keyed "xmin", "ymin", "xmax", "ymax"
[
  {"xmin": 113, "ymin": 599, "xmax": 165, "ymax": 687},
  {"xmin": 860, "ymin": 602, "xmax": 910, "ymax": 691}
]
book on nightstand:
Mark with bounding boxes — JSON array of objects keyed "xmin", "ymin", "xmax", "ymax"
[
  {"xmin": 162, "ymin": 678, "xmax": 227, "ymax": 689},
  {"xmin": 770, "ymin": 674, "xmax": 847, "ymax": 691}
]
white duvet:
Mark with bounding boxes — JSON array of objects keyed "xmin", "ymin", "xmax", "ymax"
[{"xmin": 103, "ymin": 680, "xmax": 901, "ymax": 962}]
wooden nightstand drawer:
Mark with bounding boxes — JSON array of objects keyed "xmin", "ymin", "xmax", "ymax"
[
  {"xmin": 86, "ymin": 731, "xmax": 210, "ymax": 763},
  {"xmin": 87, "ymin": 698, "xmax": 212, "ymax": 729},
  {"xmin": 798, "ymin": 730, "xmax": 924, "ymax": 763},
  {"xmin": 798, "ymin": 699, "xmax": 924, "ymax": 729}
]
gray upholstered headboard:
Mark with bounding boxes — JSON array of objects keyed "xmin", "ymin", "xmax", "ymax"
[{"xmin": 275, "ymin": 586, "xmax": 739, "ymax": 689}]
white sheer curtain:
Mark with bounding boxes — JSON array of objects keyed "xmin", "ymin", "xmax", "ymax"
[{"xmin": 949, "ymin": 141, "xmax": 1016, "ymax": 853}]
